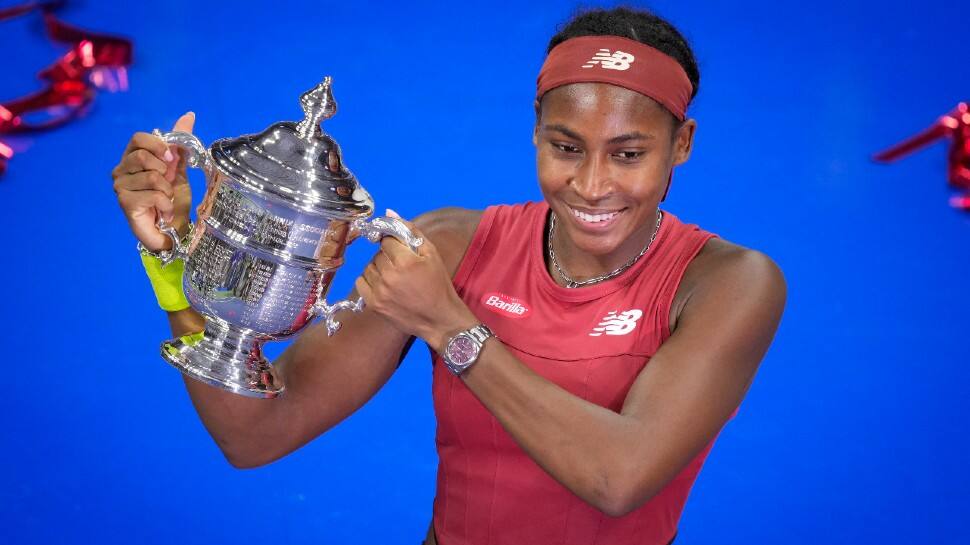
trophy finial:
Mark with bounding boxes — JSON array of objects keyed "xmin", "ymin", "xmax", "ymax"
[{"xmin": 296, "ymin": 76, "xmax": 337, "ymax": 140}]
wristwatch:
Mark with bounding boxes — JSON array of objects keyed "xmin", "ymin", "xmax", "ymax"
[{"xmin": 442, "ymin": 324, "xmax": 495, "ymax": 375}]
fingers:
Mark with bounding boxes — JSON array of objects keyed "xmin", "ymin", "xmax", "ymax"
[
  {"xmin": 150, "ymin": 190, "xmax": 175, "ymax": 222},
  {"xmin": 386, "ymin": 209, "xmax": 430, "ymax": 249},
  {"xmin": 113, "ymin": 131, "xmax": 176, "ymax": 188},
  {"xmin": 379, "ymin": 235, "xmax": 409, "ymax": 265},
  {"xmin": 114, "ymin": 170, "xmax": 175, "ymax": 199},
  {"xmin": 116, "ymin": 111, "xmax": 194, "ymax": 164},
  {"xmin": 372, "ymin": 248, "xmax": 393, "ymax": 274},
  {"xmin": 113, "ymin": 112, "xmax": 195, "ymax": 179},
  {"xmin": 120, "ymin": 131, "xmax": 170, "ymax": 162},
  {"xmin": 354, "ymin": 276, "xmax": 375, "ymax": 306},
  {"xmin": 117, "ymin": 187, "xmax": 175, "ymax": 223},
  {"xmin": 172, "ymin": 111, "xmax": 196, "ymax": 133},
  {"xmin": 112, "ymin": 114, "xmax": 200, "ymax": 251},
  {"xmin": 382, "ymin": 225, "xmax": 434, "ymax": 262},
  {"xmin": 115, "ymin": 147, "xmax": 169, "ymax": 178},
  {"xmin": 361, "ymin": 262, "xmax": 381, "ymax": 296},
  {"xmin": 361, "ymin": 247, "xmax": 398, "ymax": 305},
  {"xmin": 167, "ymin": 111, "xmax": 197, "ymax": 184}
]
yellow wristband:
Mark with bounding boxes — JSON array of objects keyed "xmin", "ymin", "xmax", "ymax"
[{"xmin": 140, "ymin": 253, "xmax": 191, "ymax": 312}]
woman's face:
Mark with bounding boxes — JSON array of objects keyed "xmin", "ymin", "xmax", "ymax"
[{"xmin": 535, "ymin": 83, "xmax": 695, "ymax": 264}]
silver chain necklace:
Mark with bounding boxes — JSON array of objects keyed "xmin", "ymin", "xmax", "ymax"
[{"xmin": 548, "ymin": 209, "xmax": 663, "ymax": 288}]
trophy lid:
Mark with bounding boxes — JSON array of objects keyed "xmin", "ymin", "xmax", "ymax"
[{"xmin": 210, "ymin": 77, "xmax": 374, "ymax": 219}]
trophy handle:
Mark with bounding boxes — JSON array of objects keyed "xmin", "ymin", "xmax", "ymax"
[
  {"xmin": 149, "ymin": 129, "xmax": 213, "ymax": 263},
  {"xmin": 152, "ymin": 129, "xmax": 213, "ymax": 171},
  {"xmin": 350, "ymin": 215, "xmax": 424, "ymax": 252},
  {"xmin": 313, "ymin": 296, "xmax": 365, "ymax": 336},
  {"xmin": 312, "ymin": 216, "xmax": 424, "ymax": 336}
]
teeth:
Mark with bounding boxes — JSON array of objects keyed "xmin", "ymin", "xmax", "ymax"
[{"xmin": 570, "ymin": 207, "xmax": 620, "ymax": 223}]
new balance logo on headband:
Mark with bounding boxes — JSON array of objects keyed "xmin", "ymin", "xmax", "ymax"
[{"xmin": 581, "ymin": 49, "xmax": 635, "ymax": 71}]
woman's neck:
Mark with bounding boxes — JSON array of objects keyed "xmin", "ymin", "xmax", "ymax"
[{"xmin": 545, "ymin": 209, "xmax": 661, "ymax": 287}]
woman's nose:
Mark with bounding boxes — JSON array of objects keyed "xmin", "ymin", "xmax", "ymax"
[{"xmin": 571, "ymin": 153, "xmax": 614, "ymax": 201}]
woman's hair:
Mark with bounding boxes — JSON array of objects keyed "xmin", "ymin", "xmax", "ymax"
[{"xmin": 547, "ymin": 6, "xmax": 700, "ymax": 105}]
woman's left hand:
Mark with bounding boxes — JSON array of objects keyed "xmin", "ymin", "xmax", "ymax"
[{"xmin": 354, "ymin": 212, "xmax": 478, "ymax": 352}]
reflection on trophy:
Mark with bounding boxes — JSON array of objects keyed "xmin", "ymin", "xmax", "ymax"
[{"xmin": 153, "ymin": 77, "xmax": 422, "ymax": 398}]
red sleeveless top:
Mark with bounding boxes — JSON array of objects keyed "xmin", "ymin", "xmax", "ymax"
[{"xmin": 431, "ymin": 201, "xmax": 720, "ymax": 545}]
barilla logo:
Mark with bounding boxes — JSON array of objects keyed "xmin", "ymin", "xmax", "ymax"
[{"xmin": 482, "ymin": 292, "xmax": 531, "ymax": 319}]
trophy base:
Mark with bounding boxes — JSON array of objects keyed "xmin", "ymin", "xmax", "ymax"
[{"xmin": 161, "ymin": 319, "xmax": 284, "ymax": 398}]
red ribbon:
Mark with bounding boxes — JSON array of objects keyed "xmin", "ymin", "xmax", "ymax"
[
  {"xmin": 0, "ymin": 141, "xmax": 12, "ymax": 176},
  {"xmin": 0, "ymin": 1, "xmax": 133, "ymax": 175},
  {"xmin": 874, "ymin": 102, "xmax": 970, "ymax": 210}
]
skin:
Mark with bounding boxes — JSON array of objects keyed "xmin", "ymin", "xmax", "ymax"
[
  {"xmin": 533, "ymin": 83, "xmax": 696, "ymax": 281},
  {"xmin": 112, "ymin": 82, "xmax": 786, "ymax": 540}
]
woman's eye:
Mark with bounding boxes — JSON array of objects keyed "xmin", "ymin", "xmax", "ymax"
[{"xmin": 614, "ymin": 151, "xmax": 644, "ymax": 160}]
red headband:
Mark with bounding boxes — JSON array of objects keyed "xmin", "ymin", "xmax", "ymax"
[{"xmin": 536, "ymin": 35, "xmax": 693, "ymax": 121}]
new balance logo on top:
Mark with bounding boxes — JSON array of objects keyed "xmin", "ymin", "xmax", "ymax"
[
  {"xmin": 589, "ymin": 309, "xmax": 643, "ymax": 336},
  {"xmin": 581, "ymin": 49, "xmax": 635, "ymax": 71}
]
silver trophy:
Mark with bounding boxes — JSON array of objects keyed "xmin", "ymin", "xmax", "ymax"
[{"xmin": 152, "ymin": 77, "xmax": 422, "ymax": 398}]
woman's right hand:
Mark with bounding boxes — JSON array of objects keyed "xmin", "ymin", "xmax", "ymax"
[{"xmin": 112, "ymin": 112, "xmax": 196, "ymax": 252}]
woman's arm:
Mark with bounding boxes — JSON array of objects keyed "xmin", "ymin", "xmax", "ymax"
[
  {"xmin": 170, "ymin": 294, "xmax": 411, "ymax": 468},
  {"xmin": 162, "ymin": 208, "xmax": 480, "ymax": 468},
  {"xmin": 362, "ymin": 233, "xmax": 786, "ymax": 516},
  {"xmin": 112, "ymin": 116, "xmax": 482, "ymax": 469}
]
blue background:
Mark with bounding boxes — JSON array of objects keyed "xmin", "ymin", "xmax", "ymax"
[{"xmin": 1, "ymin": 0, "xmax": 968, "ymax": 543}]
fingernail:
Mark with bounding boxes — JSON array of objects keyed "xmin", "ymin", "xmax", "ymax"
[
  {"xmin": 163, "ymin": 148, "xmax": 174, "ymax": 162},
  {"xmin": 386, "ymin": 208, "xmax": 401, "ymax": 219}
]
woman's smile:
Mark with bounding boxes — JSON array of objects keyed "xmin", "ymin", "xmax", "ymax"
[{"xmin": 565, "ymin": 204, "xmax": 627, "ymax": 231}]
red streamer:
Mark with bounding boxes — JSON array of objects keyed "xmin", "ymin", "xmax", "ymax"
[
  {"xmin": 874, "ymin": 102, "xmax": 970, "ymax": 210},
  {"xmin": 0, "ymin": 1, "xmax": 133, "ymax": 175},
  {"xmin": 0, "ymin": 141, "xmax": 12, "ymax": 176}
]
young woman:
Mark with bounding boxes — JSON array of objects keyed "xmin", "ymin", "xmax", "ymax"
[{"xmin": 112, "ymin": 7, "xmax": 785, "ymax": 544}]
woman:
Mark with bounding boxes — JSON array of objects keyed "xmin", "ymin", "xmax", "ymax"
[{"xmin": 112, "ymin": 7, "xmax": 785, "ymax": 544}]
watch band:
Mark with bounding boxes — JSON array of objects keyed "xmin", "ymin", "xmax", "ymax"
[{"xmin": 466, "ymin": 324, "xmax": 492, "ymax": 344}]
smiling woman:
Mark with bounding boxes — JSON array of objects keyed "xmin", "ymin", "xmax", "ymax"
[{"xmin": 112, "ymin": 5, "xmax": 785, "ymax": 545}]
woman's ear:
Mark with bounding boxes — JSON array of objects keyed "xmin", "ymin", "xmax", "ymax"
[{"xmin": 672, "ymin": 118, "xmax": 697, "ymax": 166}]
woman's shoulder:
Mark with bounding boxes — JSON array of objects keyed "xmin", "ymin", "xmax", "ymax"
[
  {"xmin": 413, "ymin": 203, "xmax": 543, "ymax": 275},
  {"xmin": 660, "ymin": 210, "xmax": 785, "ymax": 296},
  {"xmin": 688, "ymin": 237, "xmax": 785, "ymax": 295},
  {"xmin": 414, "ymin": 206, "xmax": 485, "ymax": 234},
  {"xmin": 669, "ymin": 235, "xmax": 786, "ymax": 333},
  {"xmin": 413, "ymin": 207, "xmax": 486, "ymax": 277}
]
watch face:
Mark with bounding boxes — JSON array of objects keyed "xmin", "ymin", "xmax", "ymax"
[{"xmin": 448, "ymin": 334, "xmax": 477, "ymax": 365}]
